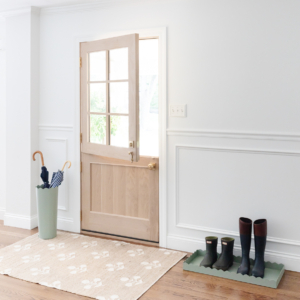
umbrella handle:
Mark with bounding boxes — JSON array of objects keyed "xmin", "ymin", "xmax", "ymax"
[
  {"xmin": 62, "ymin": 161, "xmax": 71, "ymax": 171},
  {"xmin": 33, "ymin": 151, "xmax": 45, "ymax": 166}
]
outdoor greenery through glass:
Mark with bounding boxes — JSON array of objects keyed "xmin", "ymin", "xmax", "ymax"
[
  {"xmin": 90, "ymin": 115, "xmax": 106, "ymax": 144},
  {"xmin": 89, "ymin": 39, "xmax": 159, "ymax": 154},
  {"xmin": 90, "ymin": 83, "xmax": 106, "ymax": 113},
  {"xmin": 89, "ymin": 48, "xmax": 126, "ymax": 146}
]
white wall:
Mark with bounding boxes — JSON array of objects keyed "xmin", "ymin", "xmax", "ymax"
[
  {"xmin": 37, "ymin": 0, "xmax": 300, "ymax": 271},
  {"xmin": 4, "ymin": 8, "xmax": 40, "ymax": 229},
  {"xmin": 0, "ymin": 19, "xmax": 6, "ymax": 219},
  {"xmin": 0, "ymin": 0, "xmax": 298, "ymax": 270}
]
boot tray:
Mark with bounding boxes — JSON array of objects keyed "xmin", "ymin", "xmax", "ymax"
[{"xmin": 183, "ymin": 250, "xmax": 284, "ymax": 288}]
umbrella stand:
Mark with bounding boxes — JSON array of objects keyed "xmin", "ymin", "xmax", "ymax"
[
  {"xmin": 36, "ymin": 185, "xmax": 58, "ymax": 240},
  {"xmin": 33, "ymin": 150, "xmax": 58, "ymax": 239}
]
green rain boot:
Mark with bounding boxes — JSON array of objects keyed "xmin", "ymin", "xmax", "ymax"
[
  {"xmin": 212, "ymin": 237, "xmax": 235, "ymax": 271},
  {"xmin": 200, "ymin": 236, "xmax": 218, "ymax": 268}
]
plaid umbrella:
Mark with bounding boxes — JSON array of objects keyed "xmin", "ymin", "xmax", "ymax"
[
  {"xmin": 50, "ymin": 161, "xmax": 71, "ymax": 188},
  {"xmin": 33, "ymin": 151, "xmax": 50, "ymax": 188}
]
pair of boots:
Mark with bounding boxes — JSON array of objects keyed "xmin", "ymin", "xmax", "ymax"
[
  {"xmin": 200, "ymin": 236, "xmax": 235, "ymax": 271},
  {"xmin": 237, "ymin": 218, "xmax": 267, "ymax": 278}
]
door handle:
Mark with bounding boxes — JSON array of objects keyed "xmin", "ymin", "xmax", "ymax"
[
  {"xmin": 128, "ymin": 152, "xmax": 133, "ymax": 163},
  {"xmin": 148, "ymin": 163, "xmax": 156, "ymax": 170}
]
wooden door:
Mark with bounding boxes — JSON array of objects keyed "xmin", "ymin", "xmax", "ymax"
[
  {"xmin": 81, "ymin": 154, "xmax": 159, "ymax": 241},
  {"xmin": 80, "ymin": 35, "xmax": 159, "ymax": 242}
]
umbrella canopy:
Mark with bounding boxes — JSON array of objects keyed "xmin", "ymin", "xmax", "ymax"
[
  {"xmin": 50, "ymin": 170, "xmax": 63, "ymax": 188},
  {"xmin": 50, "ymin": 161, "xmax": 71, "ymax": 188},
  {"xmin": 33, "ymin": 151, "xmax": 50, "ymax": 188}
]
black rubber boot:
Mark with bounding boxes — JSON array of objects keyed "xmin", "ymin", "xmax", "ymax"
[
  {"xmin": 212, "ymin": 237, "xmax": 234, "ymax": 271},
  {"xmin": 237, "ymin": 217, "xmax": 252, "ymax": 275},
  {"xmin": 252, "ymin": 219, "xmax": 267, "ymax": 278},
  {"xmin": 200, "ymin": 236, "xmax": 218, "ymax": 268}
]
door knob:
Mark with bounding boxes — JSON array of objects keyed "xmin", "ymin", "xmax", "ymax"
[
  {"xmin": 148, "ymin": 163, "xmax": 156, "ymax": 170},
  {"xmin": 128, "ymin": 152, "xmax": 133, "ymax": 163}
]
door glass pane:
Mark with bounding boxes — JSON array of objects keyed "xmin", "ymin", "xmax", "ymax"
[
  {"xmin": 111, "ymin": 115, "xmax": 128, "ymax": 147},
  {"xmin": 90, "ymin": 83, "xmax": 106, "ymax": 113},
  {"xmin": 110, "ymin": 48, "xmax": 128, "ymax": 80},
  {"xmin": 90, "ymin": 51, "xmax": 106, "ymax": 81},
  {"xmin": 90, "ymin": 115, "xmax": 106, "ymax": 144},
  {"xmin": 110, "ymin": 82, "xmax": 129, "ymax": 113},
  {"xmin": 139, "ymin": 39, "xmax": 159, "ymax": 156}
]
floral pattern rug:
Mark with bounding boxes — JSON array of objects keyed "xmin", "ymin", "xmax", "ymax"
[{"xmin": 0, "ymin": 231, "xmax": 186, "ymax": 300}]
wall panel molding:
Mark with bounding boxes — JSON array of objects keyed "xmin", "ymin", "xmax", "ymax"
[
  {"xmin": 168, "ymin": 129, "xmax": 300, "ymax": 142},
  {"xmin": 39, "ymin": 124, "xmax": 73, "ymax": 132},
  {"xmin": 44, "ymin": 137, "xmax": 69, "ymax": 211},
  {"xmin": 39, "ymin": 125, "xmax": 78, "ymax": 232},
  {"xmin": 177, "ymin": 222, "xmax": 300, "ymax": 247},
  {"xmin": 174, "ymin": 144, "xmax": 300, "ymax": 248}
]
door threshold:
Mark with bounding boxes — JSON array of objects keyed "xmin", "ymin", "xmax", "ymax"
[{"xmin": 81, "ymin": 229, "xmax": 159, "ymax": 247}]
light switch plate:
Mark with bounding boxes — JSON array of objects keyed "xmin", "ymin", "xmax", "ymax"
[{"xmin": 169, "ymin": 104, "xmax": 186, "ymax": 117}]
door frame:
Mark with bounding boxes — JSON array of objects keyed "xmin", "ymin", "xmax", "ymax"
[{"xmin": 74, "ymin": 27, "xmax": 167, "ymax": 247}]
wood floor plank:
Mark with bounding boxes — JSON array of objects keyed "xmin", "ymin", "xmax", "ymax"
[{"xmin": 0, "ymin": 221, "xmax": 299, "ymax": 300}]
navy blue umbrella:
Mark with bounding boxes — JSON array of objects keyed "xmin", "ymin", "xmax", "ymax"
[{"xmin": 33, "ymin": 151, "xmax": 50, "ymax": 188}]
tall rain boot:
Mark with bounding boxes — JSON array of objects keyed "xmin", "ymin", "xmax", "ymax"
[
  {"xmin": 252, "ymin": 219, "xmax": 267, "ymax": 278},
  {"xmin": 237, "ymin": 217, "xmax": 252, "ymax": 275},
  {"xmin": 200, "ymin": 236, "xmax": 218, "ymax": 268},
  {"xmin": 212, "ymin": 237, "xmax": 234, "ymax": 271}
]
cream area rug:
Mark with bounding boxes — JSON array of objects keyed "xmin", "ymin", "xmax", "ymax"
[{"xmin": 0, "ymin": 231, "xmax": 186, "ymax": 300}]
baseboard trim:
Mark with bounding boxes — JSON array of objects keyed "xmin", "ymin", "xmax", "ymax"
[
  {"xmin": 0, "ymin": 207, "xmax": 5, "ymax": 220},
  {"xmin": 4, "ymin": 213, "xmax": 37, "ymax": 230},
  {"xmin": 167, "ymin": 234, "xmax": 300, "ymax": 272},
  {"xmin": 2, "ymin": 211, "xmax": 76, "ymax": 233},
  {"xmin": 57, "ymin": 217, "xmax": 75, "ymax": 232}
]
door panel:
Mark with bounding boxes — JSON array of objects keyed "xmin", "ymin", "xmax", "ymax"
[
  {"xmin": 80, "ymin": 34, "xmax": 139, "ymax": 162},
  {"xmin": 81, "ymin": 153, "xmax": 159, "ymax": 242}
]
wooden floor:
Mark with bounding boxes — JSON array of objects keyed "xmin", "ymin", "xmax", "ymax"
[{"xmin": 0, "ymin": 221, "xmax": 299, "ymax": 300}]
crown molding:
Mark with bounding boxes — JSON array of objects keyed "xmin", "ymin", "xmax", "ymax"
[
  {"xmin": 40, "ymin": 0, "xmax": 174, "ymax": 15},
  {"xmin": 0, "ymin": 6, "xmax": 40, "ymax": 18},
  {"xmin": 0, "ymin": 0, "xmax": 177, "ymax": 18}
]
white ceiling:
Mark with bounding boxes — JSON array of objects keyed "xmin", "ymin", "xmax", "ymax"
[{"xmin": 0, "ymin": 0, "xmax": 104, "ymax": 12}]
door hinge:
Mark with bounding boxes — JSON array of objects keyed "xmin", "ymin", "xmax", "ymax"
[
  {"xmin": 80, "ymin": 161, "xmax": 82, "ymax": 173},
  {"xmin": 80, "ymin": 133, "xmax": 82, "ymax": 143},
  {"xmin": 80, "ymin": 211, "xmax": 82, "ymax": 222},
  {"xmin": 80, "ymin": 57, "xmax": 82, "ymax": 68}
]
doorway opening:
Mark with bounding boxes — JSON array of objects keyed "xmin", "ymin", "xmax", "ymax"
[{"xmin": 80, "ymin": 35, "xmax": 160, "ymax": 243}]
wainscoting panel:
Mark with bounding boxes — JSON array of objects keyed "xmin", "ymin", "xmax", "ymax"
[
  {"xmin": 39, "ymin": 125, "xmax": 79, "ymax": 233},
  {"xmin": 167, "ymin": 131, "xmax": 300, "ymax": 271},
  {"xmin": 40, "ymin": 137, "xmax": 69, "ymax": 211},
  {"xmin": 175, "ymin": 145, "xmax": 300, "ymax": 241}
]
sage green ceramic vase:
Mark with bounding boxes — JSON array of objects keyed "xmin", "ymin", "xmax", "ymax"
[{"xmin": 36, "ymin": 185, "xmax": 58, "ymax": 240}]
